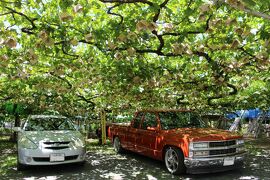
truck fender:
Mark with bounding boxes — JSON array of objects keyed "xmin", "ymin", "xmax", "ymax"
[{"xmin": 162, "ymin": 144, "xmax": 185, "ymax": 160}]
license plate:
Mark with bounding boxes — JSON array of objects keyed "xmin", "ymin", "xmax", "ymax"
[
  {"xmin": 50, "ymin": 153, "xmax": 65, "ymax": 162},
  {"xmin": 223, "ymin": 157, "xmax": 235, "ymax": 166}
]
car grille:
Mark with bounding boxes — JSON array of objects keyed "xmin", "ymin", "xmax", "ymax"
[
  {"xmin": 43, "ymin": 141, "xmax": 70, "ymax": 145},
  {"xmin": 42, "ymin": 141, "xmax": 71, "ymax": 150},
  {"xmin": 209, "ymin": 148, "xmax": 236, "ymax": 155},
  {"xmin": 45, "ymin": 146, "xmax": 69, "ymax": 150},
  {"xmin": 33, "ymin": 155, "xmax": 78, "ymax": 162},
  {"xmin": 209, "ymin": 140, "xmax": 236, "ymax": 147}
]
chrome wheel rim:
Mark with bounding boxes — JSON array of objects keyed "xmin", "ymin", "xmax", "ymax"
[
  {"xmin": 165, "ymin": 147, "xmax": 179, "ymax": 173},
  {"xmin": 114, "ymin": 137, "xmax": 120, "ymax": 152}
]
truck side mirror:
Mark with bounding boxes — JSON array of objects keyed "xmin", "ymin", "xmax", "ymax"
[{"xmin": 13, "ymin": 127, "xmax": 22, "ymax": 132}]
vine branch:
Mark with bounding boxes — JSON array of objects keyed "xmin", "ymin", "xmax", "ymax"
[
  {"xmin": 107, "ymin": 4, "xmax": 124, "ymax": 25},
  {"xmin": 4, "ymin": 6, "xmax": 37, "ymax": 34}
]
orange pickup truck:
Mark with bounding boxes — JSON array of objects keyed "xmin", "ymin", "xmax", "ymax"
[{"xmin": 108, "ymin": 109, "xmax": 245, "ymax": 174}]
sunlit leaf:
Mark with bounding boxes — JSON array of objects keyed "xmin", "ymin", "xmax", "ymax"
[{"xmin": 73, "ymin": 4, "xmax": 83, "ymax": 13}]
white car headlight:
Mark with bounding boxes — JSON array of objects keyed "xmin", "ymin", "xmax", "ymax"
[
  {"xmin": 19, "ymin": 137, "xmax": 38, "ymax": 149},
  {"xmin": 72, "ymin": 138, "xmax": 85, "ymax": 147},
  {"xmin": 193, "ymin": 142, "xmax": 208, "ymax": 148}
]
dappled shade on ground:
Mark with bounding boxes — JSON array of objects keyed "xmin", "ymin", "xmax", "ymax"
[{"xmin": 0, "ymin": 138, "xmax": 270, "ymax": 179}]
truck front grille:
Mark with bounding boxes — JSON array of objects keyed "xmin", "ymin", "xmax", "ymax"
[
  {"xmin": 209, "ymin": 140, "xmax": 236, "ymax": 147},
  {"xmin": 209, "ymin": 148, "xmax": 236, "ymax": 155},
  {"xmin": 191, "ymin": 139, "xmax": 244, "ymax": 158}
]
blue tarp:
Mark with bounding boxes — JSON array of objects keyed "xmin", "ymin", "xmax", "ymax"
[{"xmin": 226, "ymin": 108, "xmax": 264, "ymax": 119}]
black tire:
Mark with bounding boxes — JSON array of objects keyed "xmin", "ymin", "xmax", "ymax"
[
  {"xmin": 17, "ymin": 147, "xmax": 26, "ymax": 171},
  {"xmin": 164, "ymin": 146, "xmax": 186, "ymax": 175},
  {"xmin": 113, "ymin": 136, "xmax": 124, "ymax": 153},
  {"xmin": 77, "ymin": 161, "xmax": 86, "ymax": 167},
  {"xmin": 17, "ymin": 159, "xmax": 26, "ymax": 171}
]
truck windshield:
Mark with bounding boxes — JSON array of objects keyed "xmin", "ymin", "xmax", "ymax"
[
  {"xmin": 24, "ymin": 117, "xmax": 75, "ymax": 131},
  {"xmin": 159, "ymin": 112, "xmax": 206, "ymax": 130}
]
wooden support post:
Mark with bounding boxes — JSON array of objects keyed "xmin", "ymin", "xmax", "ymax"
[{"xmin": 101, "ymin": 109, "xmax": 106, "ymax": 145}]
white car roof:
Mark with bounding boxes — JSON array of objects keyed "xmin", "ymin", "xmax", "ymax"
[{"xmin": 29, "ymin": 115, "xmax": 67, "ymax": 119}]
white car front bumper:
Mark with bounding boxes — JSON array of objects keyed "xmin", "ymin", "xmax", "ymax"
[{"xmin": 18, "ymin": 146, "xmax": 86, "ymax": 165}]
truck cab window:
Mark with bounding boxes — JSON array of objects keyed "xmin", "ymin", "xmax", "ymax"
[
  {"xmin": 142, "ymin": 113, "xmax": 157, "ymax": 130},
  {"xmin": 133, "ymin": 112, "xmax": 143, "ymax": 128},
  {"xmin": 159, "ymin": 112, "xmax": 205, "ymax": 130}
]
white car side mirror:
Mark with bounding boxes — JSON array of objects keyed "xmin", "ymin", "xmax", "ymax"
[{"xmin": 13, "ymin": 127, "xmax": 22, "ymax": 132}]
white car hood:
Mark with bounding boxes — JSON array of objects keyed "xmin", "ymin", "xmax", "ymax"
[{"xmin": 22, "ymin": 130, "xmax": 83, "ymax": 144}]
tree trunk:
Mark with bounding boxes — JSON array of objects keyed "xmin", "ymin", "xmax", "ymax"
[{"xmin": 11, "ymin": 104, "xmax": 20, "ymax": 142}]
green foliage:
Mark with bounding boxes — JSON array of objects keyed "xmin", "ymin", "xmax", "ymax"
[
  {"xmin": 4, "ymin": 103, "xmax": 27, "ymax": 115},
  {"xmin": 0, "ymin": 0, "xmax": 270, "ymax": 115}
]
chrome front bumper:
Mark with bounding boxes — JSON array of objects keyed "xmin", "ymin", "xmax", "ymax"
[
  {"xmin": 18, "ymin": 147, "xmax": 86, "ymax": 165},
  {"xmin": 184, "ymin": 153, "xmax": 245, "ymax": 174}
]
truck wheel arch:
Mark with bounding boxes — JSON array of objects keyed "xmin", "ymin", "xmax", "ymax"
[{"xmin": 162, "ymin": 145, "xmax": 184, "ymax": 160}]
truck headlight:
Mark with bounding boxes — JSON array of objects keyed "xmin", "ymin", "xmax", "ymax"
[
  {"xmin": 193, "ymin": 150, "xmax": 209, "ymax": 157},
  {"xmin": 19, "ymin": 137, "xmax": 38, "ymax": 149},
  {"xmin": 237, "ymin": 139, "xmax": 244, "ymax": 145},
  {"xmin": 193, "ymin": 142, "xmax": 208, "ymax": 148}
]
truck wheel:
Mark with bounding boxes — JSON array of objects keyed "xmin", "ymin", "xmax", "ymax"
[
  {"xmin": 164, "ymin": 146, "xmax": 186, "ymax": 175},
  {"xmin": 113, "ymin": 137, "xmax": 123, "ymax": 153}
]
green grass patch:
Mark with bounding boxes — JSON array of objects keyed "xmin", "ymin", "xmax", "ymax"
[
  {"xmin": 245, "ymin": 137, "xmax": 270, "ymax": 156},
  {"xmin": 86, "ymin": 139, "xmax": 115, "ymax": 154},
  {"xmin": 0, "ymin": 155, "xmax": 17, "ymax": 175},
  {"xmin": 0, "ymin": 136, "xmax": 16, "ymax": 176},
  {"xmin": 0, "ymin": 136, "xmax": 15, "ymax": 148}
]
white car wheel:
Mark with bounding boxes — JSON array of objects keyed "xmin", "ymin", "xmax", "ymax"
[{"xmin": 17, "ymin": 157, "xmax": 26, "ymax": 171}]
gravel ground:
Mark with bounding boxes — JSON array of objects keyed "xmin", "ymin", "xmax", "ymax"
[{"xmin": 1, "ymin": 138, "xmax": 270, "ymax": 180}]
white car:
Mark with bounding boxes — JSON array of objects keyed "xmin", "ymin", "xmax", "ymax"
[{"xmin": 14, "ymin": 115, "xmax": 86, "ymax": 170}]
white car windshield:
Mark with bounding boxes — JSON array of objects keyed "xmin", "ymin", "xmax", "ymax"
[{"xmin": 24, "ymin": 116, "xmax": 75, "ymax": 131}]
